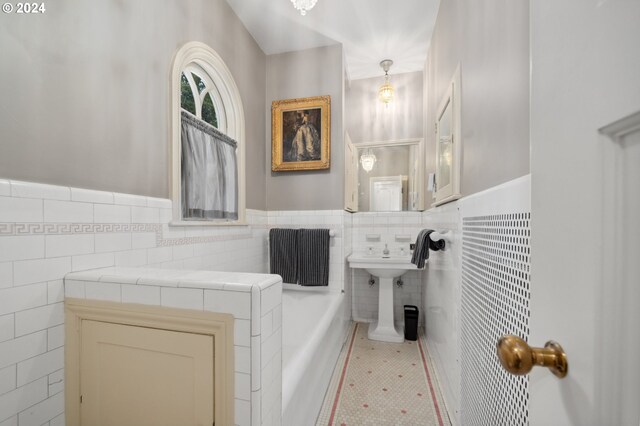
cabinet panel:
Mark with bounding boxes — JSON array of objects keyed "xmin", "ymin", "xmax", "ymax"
[{"xmin": 80, "ymin": 320, "xmax": 214, "ymax": 426}]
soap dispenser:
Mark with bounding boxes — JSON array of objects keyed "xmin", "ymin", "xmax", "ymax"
[{"xmin": 383, "ymin": 243, "xmax": 390, "ymax": 256}]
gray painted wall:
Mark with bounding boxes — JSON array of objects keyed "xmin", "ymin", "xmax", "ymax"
[
  {"xmin": 346, "ymin": 71, "xmax": 424, "ymax": 143},
  {"xmin": 0, "ymin": 0, "xmax": 267, "ymax": 209},
  {"xmin": 424, "ymin": 0, "xmax": 530, "ymax": 197},
  {"xmin": 265, "ymin": 45, "xmax": 344, "ymax": 211}
]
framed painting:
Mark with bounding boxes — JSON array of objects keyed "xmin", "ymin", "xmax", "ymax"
[{"xmin": 271, "ymin": 95, "xmax": 331, "ymax": 171}]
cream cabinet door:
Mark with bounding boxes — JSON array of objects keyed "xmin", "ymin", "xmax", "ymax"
[{"xmin": 80, "ymin": 320, "xmax": 214, "ymax": 426}]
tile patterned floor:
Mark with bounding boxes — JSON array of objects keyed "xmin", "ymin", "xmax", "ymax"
[{"xmin": 317, "ymin": 322, "xmax": 451, "ymax": 426}]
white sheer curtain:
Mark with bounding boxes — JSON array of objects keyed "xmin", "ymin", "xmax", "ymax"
[{"xmin": 180, "ymin": 110, "xmax": 238, "ymax": 220}]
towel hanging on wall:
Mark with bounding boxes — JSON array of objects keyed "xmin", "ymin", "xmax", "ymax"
[
  {"xmin": 297, "ymin": 229, "xmax": 330, "ymax": 287},
  {"xmin": 411, "ymin": 229, "xmax": 434, "ymax": 269},
  {"xmin": 269, "ymin": 228, "xmax": 299, "ymax": 284}
]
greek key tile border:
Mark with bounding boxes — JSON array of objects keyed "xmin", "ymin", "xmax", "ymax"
[{"xmin": 0, "ymin": 222, "xmax": 268, "ymax": 247}]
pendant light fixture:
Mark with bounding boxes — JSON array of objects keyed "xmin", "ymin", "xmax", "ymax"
[
  {"xmin": 360, "ymin": 149, "xmax": 377, "ymax": 172},
  {"xmin": 291, "ymin": 0, "xmax": 318, "ymax": 15},
  {"xmin": 378, "ymin": 59, "xmax": 394, "ymax": 105}
]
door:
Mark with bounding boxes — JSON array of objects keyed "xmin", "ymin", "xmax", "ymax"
[
  {"xmin": 370, "ymin": 176, "xmax": 403, "ymax": 211},
  {"xmin": 529, "ymin": 1, "xmax": 640, "ymax": 425},
  {"xmin": 80, "ymin": 320, "xmax": 214, "ymax": 426}
]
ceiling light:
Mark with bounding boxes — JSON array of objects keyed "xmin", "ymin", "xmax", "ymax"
[
  {"xmin": 360, "ymin": 152, "xmax": 377, "ymax": 172},
  {"xmin": 291, "ymin": 0, "xmax": 318, "ymax": 15},
  {"xmin": 378, "ymin": 59, "xmax": 394, "ymax": 105}
]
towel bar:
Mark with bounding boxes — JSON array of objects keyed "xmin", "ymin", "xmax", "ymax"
[{"xmin": 430, "ymin": 230, "xmax": 449, "ymax": 243}]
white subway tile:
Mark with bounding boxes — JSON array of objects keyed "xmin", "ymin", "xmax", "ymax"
[
  {"xmin": 0, "ymin": 196, "xmax": 42, "ymax": 222},
  {"xmin": 16, "ymin": 347, "xmax": 64, "ymax": 387},
  {"xmin": 43, "ymin": 200, "xmax": 93, "ymax": 223},
  {"xmin": 84, "ymin": 282, "xmax": 121, "ymax": 302},
  {"xmin": 260, "ymin": 284, "xmax": 281, "ymax": 314},
  {"xmin": 0, "ymin": 263, "xmax": 11, "ymax": 289},
  {"xmin": 203, "ymin": 289, "xmax": 250, "ymax": 319},
  {"xmin": 235, "ymin": 398, "xmax": 250, "ymax": 426},
  {"xmin": 172, "ymin": 244, "xmax": 194, "ymax": 260},
  {"xmin": 47, "ymin": 325, "xmax": 64, "ymax": 351},
  {"xmin": 10, "ymin": 181, "xmax": 69, "ymax": 201},
  {"xmin": 272, "ymin": 305, "xmax": 282, "ymax": 333},
  {"xmin": 121, "ymin": 284, "xmax": 161, "ymax": 306},
  {"xmin": 70, "ymin": 187, "xmax": 113, "ymax": 204},
  {"xmin": 48, "ymin": 369, "xmax": 64, "ymax": 395},
  {"xmin": 0, "ymin": 331, "xmax": 47, "ymax": 370},
  {"xmin": 14, "ymin": 303, "xmax": 64, "ymax": 337},
  {"xmin": 13, "ymin": 257, "xmax": 71, "ymax": 287},
  {"xmin": 147, "ymin": 247, "xmax": 173, "ymax": 264},
  {"xmin": 0, "ymin": 180, "xmax": 10, "ymax": 197},
  {"xmin": 0, "ymin": 284, "xmax": 47, "ymax": 316},
  {"xmin": 0, "ymin": 365, "xmax": 16, "ymax": 396},
  {"xmin": 131, "ymin": 206, "xmax": 160, "ymax": 223},
  {"xmin": 47, "ymin": 281, "xmax": 64, "ymax": 304},
  {"xmin": 17, "ymin": 387, "xmax": 64, "ymax": 426},
  {"xmin": 0, "ymin": 236, "xmax": 44, "ymax": 263},
  {"xmin": 251, "ymin": 287, "xmax": 260, "ymax": 336},
  {"xmin": 251, "ymin": 335, "xmax": 261, "ymax": 391},
  {"xmin": 234, "ymin": 372, "xmax": 250, "ymax": 400},
  {"xmin": 146, "ymin": 197, "xmax": 172, "ymax": 209},
  {"xmin": 160, "ymin": 288, "xmax": 203, "ymax": 310},
  {"xmin": 95, "ymin": 233, "xmax": 131, "ymax": 253},
  {"xmin": 71, "ymin": 252, "xmax": 114, "ymax": 272},
  {"xmin": 251, "ymin": 390, "xmax": 261, "ymax": 426},
  {"xmin": 131, "ymin": 232, "xmax": 157, "ymax": 249},
  {"xmin": 234, "ymin": 319, "xmax": 250, "ymax": 347},
  {"xmin": 63, "ymin": 280, "xmax": 85, "ymax": 299},
  {"xmin": 113, "ymin": 193, "xmax": 147, "ymax": 207},
  {"xmin": 261, "ymin": 311, "xmax": 273, "ymax": 342},
  {"xmin": 0, "ymin": 416, "xmax": 16, "ymax": 426},
  {"xmin": 114, "ymin": 249, "xmax": 147, "ymax": 267},
  {"xmin": 93, "ymin": 204, "xmax": 131, "ymax": 223},
  {"xmin": 0, "ymin": 314, "xmax": 14, "ymax": 343},
  {"xmin": 261, "ymin": 328, "xmax": 281, "ymax": 369},
  {"xmin": 45, "ymin": 234, "xmax": 94, "ymax": 257},
  {"xmin": 49, "ymin": 413, "xmax": 65, "ymax": 426},
  {"xmin": 0, "ymin": 378, "xmax": 47, "ymax": 423},
  {"xmin": 234, "ymin": 345, "xmax": 250, "ymax": 374}
]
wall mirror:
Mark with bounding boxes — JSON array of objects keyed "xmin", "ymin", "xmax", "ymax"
[{"xmin": 345, "ymin": 138, "xmax": 424, "ymax": 212}]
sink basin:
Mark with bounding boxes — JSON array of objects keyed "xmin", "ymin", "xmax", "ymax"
[
  {"xmin": 347, "ymin": 253, "xmax": 424, "ymax": 343},
  {"xmin": 347, "ymin": 254, "xmax": 419, "ymax": 278}
]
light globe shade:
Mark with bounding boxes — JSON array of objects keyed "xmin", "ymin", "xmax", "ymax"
[
  {"xmin": 379, "ymin": 81, "xmax": 394, "ymax": 104},
  {"xmin": 360, "ymin": 153, "xmax": 377, "ymax": 172},
  {"xmin": 291, "ymin": 0, "xmax": 318, "ymax": 15}
]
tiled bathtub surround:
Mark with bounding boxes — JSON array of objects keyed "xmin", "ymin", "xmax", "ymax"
[
  {"xmin": 64, "ymin": 267, "xmax": 283, "ymax": 426},
  {"xmin": 0, "ymin": 179, "xmax": 269, "ymax": 426}
]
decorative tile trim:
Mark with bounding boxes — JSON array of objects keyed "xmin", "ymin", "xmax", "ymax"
[{"xmin": 0, "ymin": 222, "xmax": 268, "ymax": 248}]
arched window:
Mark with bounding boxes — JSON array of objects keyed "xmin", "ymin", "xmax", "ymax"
[{"xmin": 170, "ymin": 42, "xmax": 246, "ymax": 224}]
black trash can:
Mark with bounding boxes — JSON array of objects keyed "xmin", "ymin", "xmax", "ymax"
[{"xmin": 404, "ymin": 305, "xmax": 419, "ymax": 341}]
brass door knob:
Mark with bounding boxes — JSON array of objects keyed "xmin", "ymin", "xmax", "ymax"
[{"xmin": 496, "ymin": 335, "xmax": 568, "ymax": 378}]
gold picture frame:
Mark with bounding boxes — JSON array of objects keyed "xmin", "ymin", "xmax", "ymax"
[{"xmin": 271, "ymin": 95, "xmax": 331, "ymax": 171}]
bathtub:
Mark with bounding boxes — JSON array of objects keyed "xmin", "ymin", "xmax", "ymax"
[{"xmin": 281, "ymin": 287, "xmax": 350, "ymax": 426}]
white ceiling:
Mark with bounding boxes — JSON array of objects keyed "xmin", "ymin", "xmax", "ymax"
[{"xmin": 224, "ymin": 0, "xmax": 441, "ymax": 81}]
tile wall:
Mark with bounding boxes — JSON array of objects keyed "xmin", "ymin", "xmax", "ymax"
[
  {"xmin": 63, "ymin": 267, "xmax": 282, "ymax": 426},
  {"xmin": 0, "ymin": 179, "xmax": 269, "ymax": 426},
  {"xmin": 349, "ymin": 212, "xmax": 426, "ymax": 324}
]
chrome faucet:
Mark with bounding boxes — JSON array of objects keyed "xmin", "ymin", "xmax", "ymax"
[{"xmin": 383, "ymin": 243, "xmax": 390, "ymax": 256}]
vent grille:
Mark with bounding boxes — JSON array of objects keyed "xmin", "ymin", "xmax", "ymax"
[{"xmin": 461, "ymin": 213, "xmax": 531, "ymax": 426}]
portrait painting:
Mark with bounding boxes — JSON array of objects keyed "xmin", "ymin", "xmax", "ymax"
[{"xmin": 272, "ymin": 95, "xmax": 330, "ymax": 171}]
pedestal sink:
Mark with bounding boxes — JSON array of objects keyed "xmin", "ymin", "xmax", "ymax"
[{"xmin": 347, "ymin": 253, "xmax": 423, "ymax": 343}]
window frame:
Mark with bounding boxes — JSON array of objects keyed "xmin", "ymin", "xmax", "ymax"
[{"xmin": 170, "ymin": 41, "xmax": 246, "ymax": 226}]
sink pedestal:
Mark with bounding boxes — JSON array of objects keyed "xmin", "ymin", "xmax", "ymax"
[
  {"xmin": 347, "ymin": 253, "xmax": 422, "ymax": 344},
  {"xmin": 368, "ymin": 277, "xmax": 404, "ymax": 343}
]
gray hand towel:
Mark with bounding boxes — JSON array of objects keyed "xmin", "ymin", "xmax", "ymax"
[
  {"xmin": 297, "ymin": 229, "xmax": 330, "ymax": 286},
  {"xmin": 269, "ymin": 228, "xmax": 298, "ymax": 284}
]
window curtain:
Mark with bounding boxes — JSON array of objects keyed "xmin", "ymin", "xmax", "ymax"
[{"xmin": 181, "ymin": 110, "xmax": 238, "ymax": 220}]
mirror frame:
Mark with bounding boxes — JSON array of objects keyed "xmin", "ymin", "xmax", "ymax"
[
  {"xmin": 351, "ymin": 138, "xmax": 425, "ymax": 212},
  {"xmin": 433, "ymin": 65, "xmax": 462, "ymax": 206}
]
